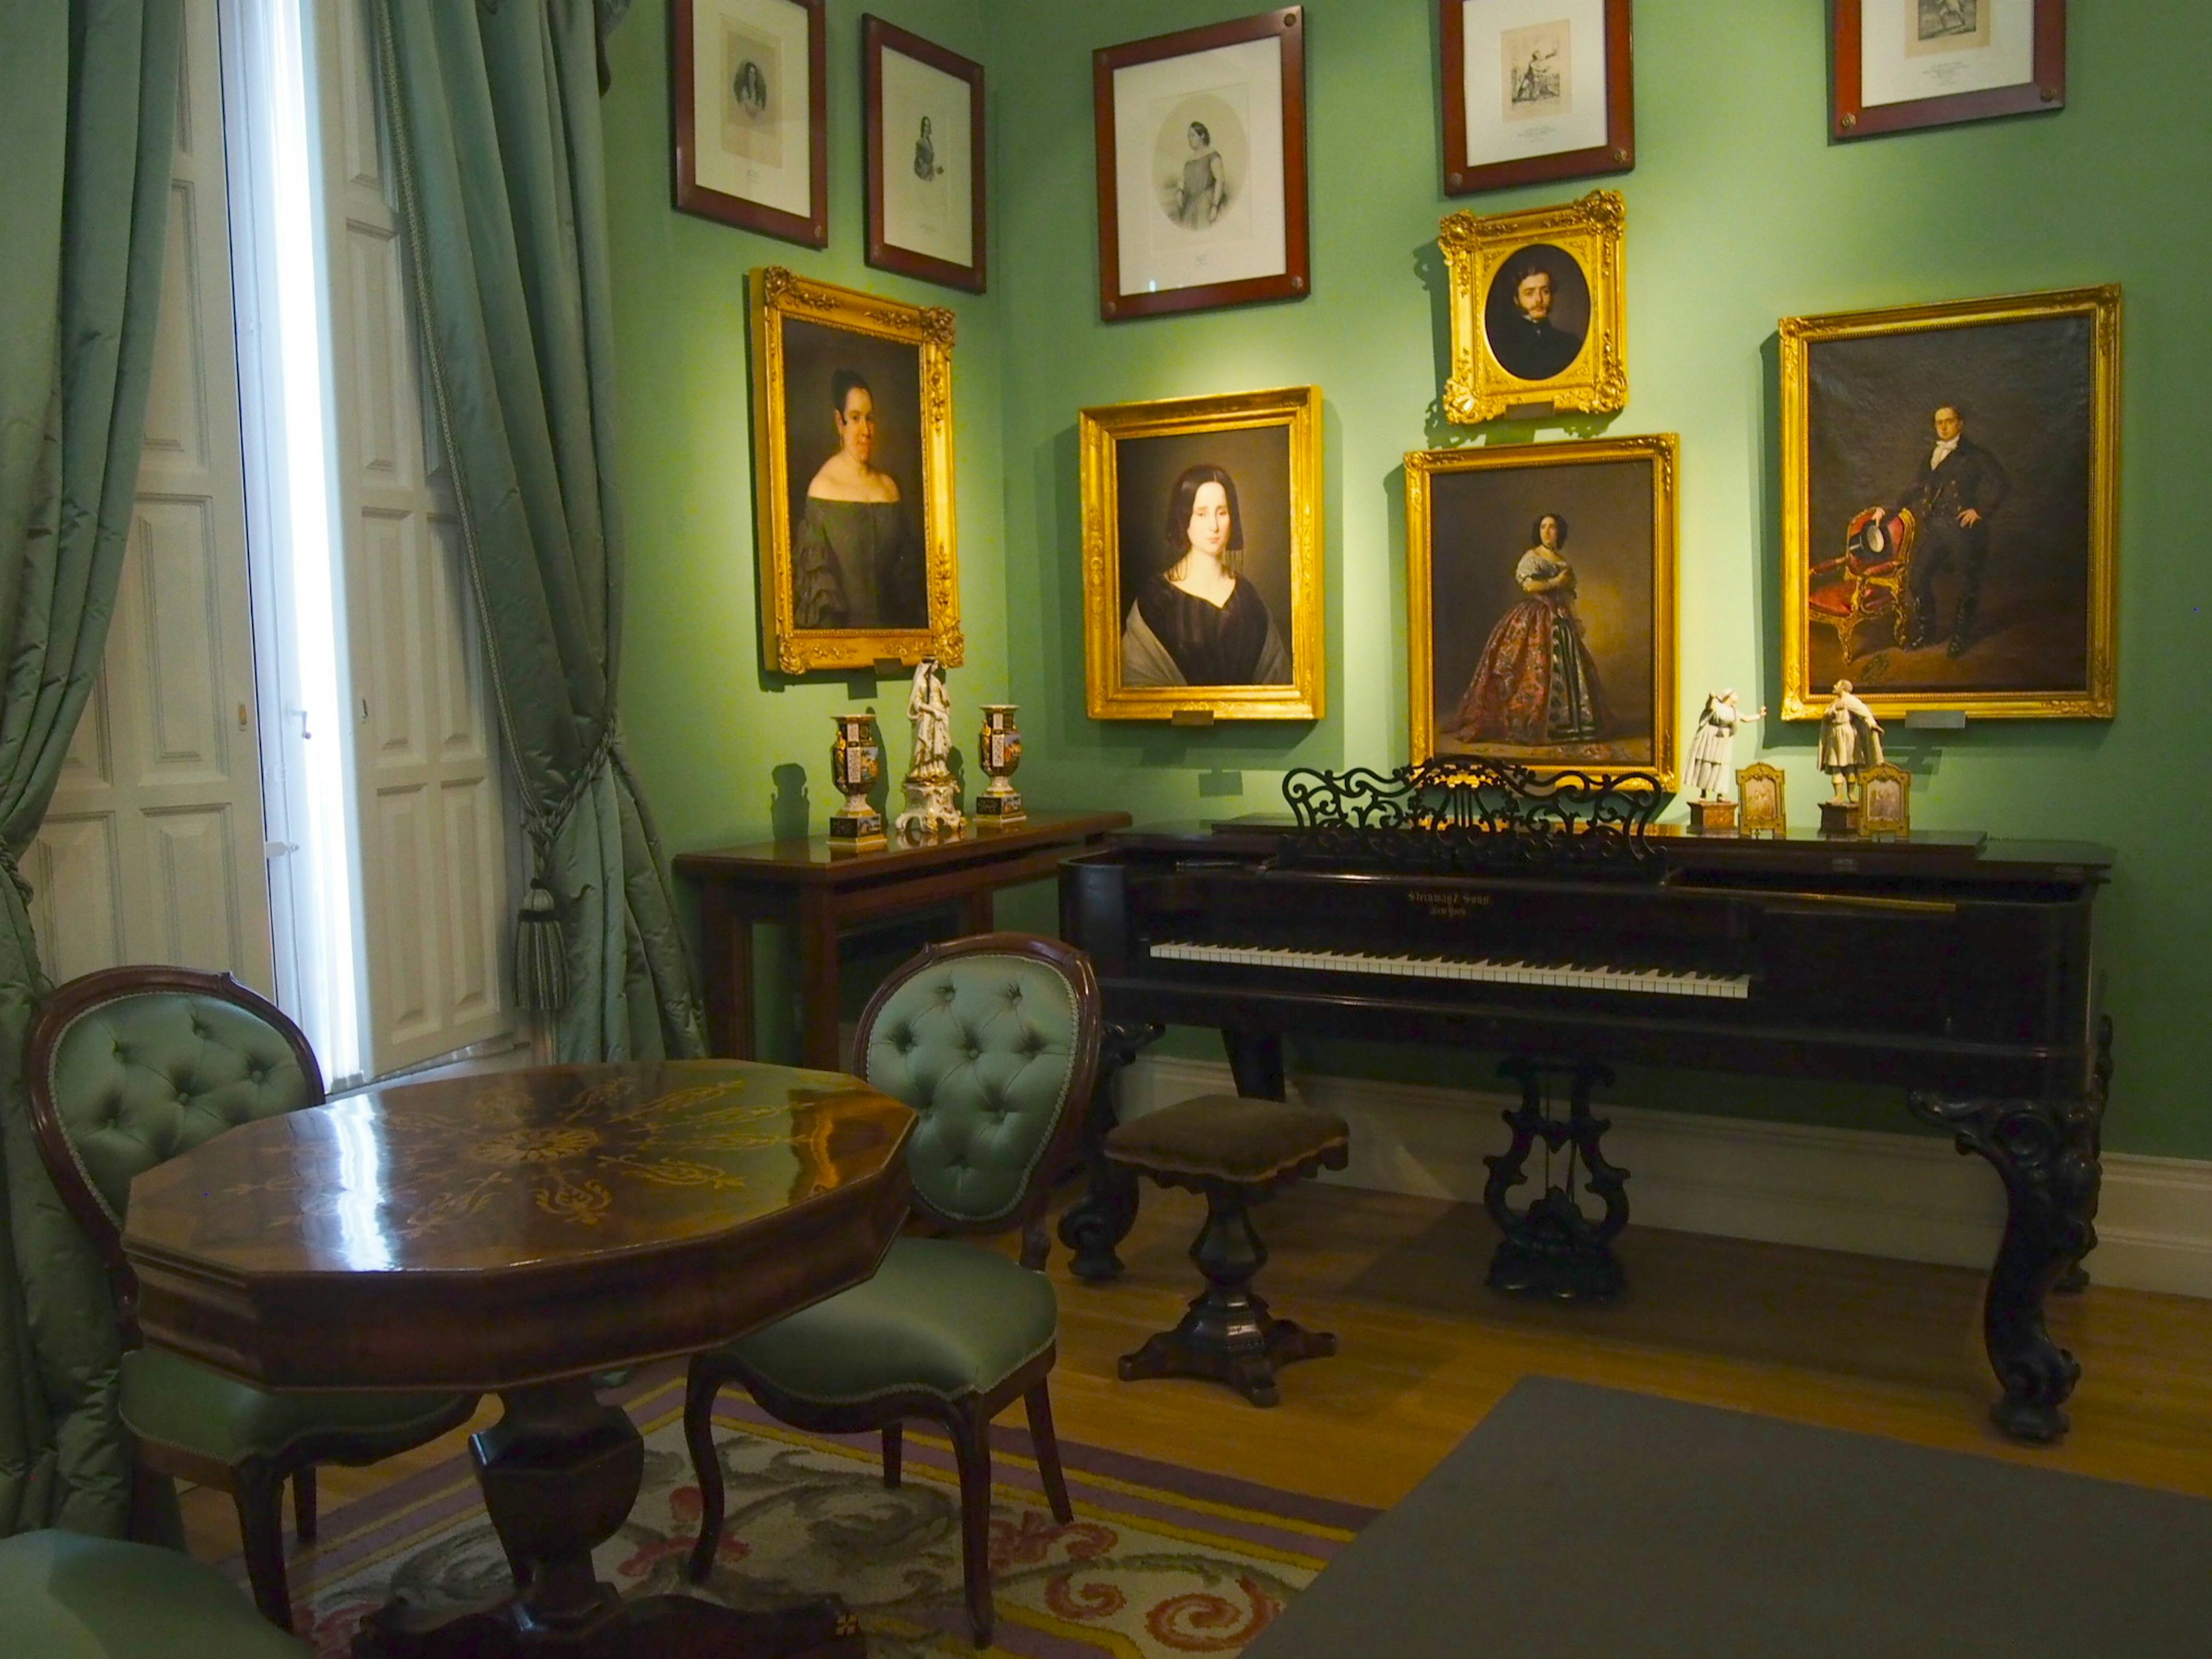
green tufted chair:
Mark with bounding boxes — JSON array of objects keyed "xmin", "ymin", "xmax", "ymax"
[
  {"xmin": 1, "ymin": 1529, "xmax": 313, "ymax": 1658},
  {"xmin": 25, "ymin": 967, "xmax": 476, "ymax": 1632},
  {"xmin": 683, "ymin": 933, "xmax": 1103, "ymax": 1648}
]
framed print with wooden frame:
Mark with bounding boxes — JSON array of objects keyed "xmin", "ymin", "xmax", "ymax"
[
  {"xmin": 1441, "ymin": 0, "xmax": 1634, "ymax": 196},
  {"xmin": 1442, "ymin": 189, "xmax": 1626, "ymax": 425},
  {"xmin": 749, "ymin": 268, "xmax": 961, "ymax": 675},
  {"xmin": 1080, "ymin": 387, "xmax": 1324, "ymax": 722},
  {"xmin": 673, "ymin": 0, "xmax": 828, "ymax": 247},
  {"xmin": 1780, "ymin": 285, "xmax": 2117, "ymax": 721},
  {"xmin": 864, "ymin": 17, "xmax": 985, "ymax": 293},
  {"xmin": 1093, "ymin": 7, "xmax": 1310, "ymax": 323},
  {"xmin": 1832, "ymin": 0, "xmax": 2065, "ymax": 142},
  {"xmin": 1407, "ymin": 435, "xmax": 1676, "ymax": 785}
]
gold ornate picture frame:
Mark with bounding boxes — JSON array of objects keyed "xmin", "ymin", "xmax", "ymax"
[
  {"xmin": 1859, "ymin": 761, "xmax": 1911, "ymax": 836},
  {"xmin": 1736, "ymin": 762, "xmax": 1785, "ymax": 835},
  {"xmin": 749, "ymin": 267, "xmax": 961, "ymax": 674},
  {"xmin": 1780, "ymin": 286, "xmax": 2119, "ymax": 721},
  {"xmin": 1407, "ymin": 434, "xmax": 1676, "ymax": 785},
  {"xmin": 1442, "ymin": 188, "xmax": 1627, "ymax": 425},
  {"xmin": 1079, "ymin": 386, "xmax": 1324, "ymax": 722}
]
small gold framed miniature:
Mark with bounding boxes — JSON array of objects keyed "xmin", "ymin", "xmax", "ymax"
[
  {"xmin": 1079, "ymin": 385, "xmax": 1325, "ymax": 722},
  {"xmin": 1441, "ymin": 188, "xmax": 1627, "ymax": 425},
  {"xmin": 1859, "ymin": 762, "xmax": 1912, "ymax": 837},
  {"xmin": 1736, "ymin": 762, "xmax": 1786, "ymax": 835},
  {"xmin": 749, "ymin": 267, "xmax": 963, "ymax": 674}
]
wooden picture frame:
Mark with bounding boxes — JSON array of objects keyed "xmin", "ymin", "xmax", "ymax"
[
  {"xmin": 1442, "ymin": 189, "xmax": 1626, "ymax": 425},
  {"xmin": 749, "ymin": 268, "xmax": 962, "ymax": 675},
  {"xmin": 1441, "ymin": 0, "xmax": 1635, "ymax": 196},
  {"xmin": 1407, "ymin": 434, "xmax": 1676, "ymax": 785},
  {"xmin": 1093, "ymin": 7, "xmax": 1310, "ymax": 323},
  {"xmin": 1780, "ymin": 285, "xmax": 2118, "ymax": 721},
  {"xmin": 673, "ymin": 0, "xmax": 828, "ymax": 247},
  {"xmin": 864, "ymin": 17, "xmax": 986, "ymax": 293},
  {"xmin": 1832, "ymin": 0, "xmax": 2066, "ymax": 141},
  {"xmin": 1080, "ymin": 387, "xmax": 1325, "ymax": 722}
]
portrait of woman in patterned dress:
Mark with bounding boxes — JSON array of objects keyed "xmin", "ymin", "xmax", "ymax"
[{"xmin": 1453, "ymin": 513, "xmax": 1605, "ymax": 745}]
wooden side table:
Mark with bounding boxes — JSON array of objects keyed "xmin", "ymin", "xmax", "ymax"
[{"xmin": 676, "ymin": 810, "xmax": 1130, "ymax": 1067}]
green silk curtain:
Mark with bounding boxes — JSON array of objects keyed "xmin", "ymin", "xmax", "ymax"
[
  {"xmin": 0, "ymin": 1, "xmax": 183, "ymax": 1533},
  {"xmin": 369, "ymin": 0, "xmax": 703, "ymax": 1061}
]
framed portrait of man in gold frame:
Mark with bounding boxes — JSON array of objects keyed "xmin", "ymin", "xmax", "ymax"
[
  {"xmin": 1779, "ymin": 285, "xmax": 2119, "ymax": 721},
  {"xmin": 1441, "ymin": 188, "xmax": 1627, "ymax": 425},
  {"xmin": 1407, "ymin": 434, "xmax": 1676, "ymax": 785},
  {"xmin": 749, "ymin": 267, "xmax": 962, "ymax": 675},
  {"xmin": 1080, "ymin": 386, "xmax": 1324, "ymax": 722}
]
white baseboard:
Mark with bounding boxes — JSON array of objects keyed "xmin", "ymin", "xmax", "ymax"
[{"xmin": 1119, "ymin": 1055, "xmax": 2212, "ymax": 1300}]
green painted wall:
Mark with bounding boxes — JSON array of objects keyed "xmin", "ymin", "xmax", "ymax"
[
  {"xmin": 609, "ymin": 2, "xmax": 2211, "ymax": 1154},
  {"xmin": 603, "ymin": 0, "xmax": 1004, "ymax": 1050},
  {"xmin": 604, "ymin": 0, "xmax": 1006, "ymax": 849}
]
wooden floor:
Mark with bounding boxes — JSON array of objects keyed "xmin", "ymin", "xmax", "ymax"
[{"xmin": 182, "ymin": 1182, "xmax": 2212, "ymax": 1564}]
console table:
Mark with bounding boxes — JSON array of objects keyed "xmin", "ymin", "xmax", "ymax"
[{"xmin": 676, "ymin": 810, "xmax": 1130, "ymax": 1067}]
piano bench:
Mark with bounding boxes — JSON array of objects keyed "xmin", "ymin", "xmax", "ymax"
[{"xmin": 1105, "ymin": 1094, "xmax": 1349, "ymax": 1408}]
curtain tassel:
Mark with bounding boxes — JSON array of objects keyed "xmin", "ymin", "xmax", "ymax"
[{"xmin": 515, "ymin": 878, "xmax": 569, "ymax": 1013}]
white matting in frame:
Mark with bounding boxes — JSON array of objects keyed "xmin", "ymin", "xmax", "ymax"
[
  {"xmin": 881, "ymin": 46, "xmax": 972, "ymax": 270},
  {"xmin": 1861, "ymin": 0, "xmax": 2033, "ymax": 108},
  {"xmin": 1460, "ymin": 0, "xmax": 1609, "ymax": 169},
  {"xmin": 691, "ymin": 0, "xmax": 813, "ymax": 221},
  {"xmin": 1112, "ymin": 35, "xmax": 1288, "ymax": 300}
]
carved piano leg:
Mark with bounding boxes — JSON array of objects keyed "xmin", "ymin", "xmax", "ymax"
[
  {"xmin": 1482, "ymin": 1058, "xmax": 1627, "ymax": 1301},
  {"xmin": 1058, "ymin": 1021, "xmax": 1164, "ymax": 1283},
  {"xmin": 1223, "ymin": 1029, "xmax": 1286, "ymax": 1101},
  {"xmin": 1911, "ymin": 1088, "xmax": 2104, "ymax": 1444},
  {"xmin": 2053, "ymin": 1017, "xmax": 2114, "ymax": 1296}
]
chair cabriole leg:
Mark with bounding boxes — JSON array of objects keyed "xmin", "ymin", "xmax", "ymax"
[
  {"xmin": 1025, "ymin": 1381, "xmax": 1073, "ymax": 1524},
  {"xmin": 293, "ymin": 1464, "xmax": 317, "ymax": 1543},
  {"xmin": 233, "ymin": 1464, "xmax": 294, "ymax": 1631},
  {"xmin": 948, "ymin": 1402, "xmax": 995, "ymax": 1647}
]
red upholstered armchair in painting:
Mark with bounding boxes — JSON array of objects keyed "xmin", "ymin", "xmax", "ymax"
[
  {"xmin": 24, "ymin": 967, "xmax": 476, "ymax": 1631},
  {"xmin": 1808, "ymin": 505, "xmax": 1919, "ymax": 662}
]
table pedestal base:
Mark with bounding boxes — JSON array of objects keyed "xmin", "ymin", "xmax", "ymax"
[{"xmin": 354, "ymin": 1380, "xmax": 863, "ymax": 1659}]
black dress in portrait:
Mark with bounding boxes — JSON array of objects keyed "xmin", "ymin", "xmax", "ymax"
[{"xmin": 1123, "ymin": 575, "xmax": 1290, "ymax": 686}]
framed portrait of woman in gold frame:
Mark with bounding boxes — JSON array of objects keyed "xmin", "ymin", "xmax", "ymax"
[
  {"xmin": 749, "ymin": 267, "xmax": 961, "ymax": 674},
  {"xmin": 1080, "ymin": 386, "xmax": 1324, "ymax": 722},
  {"xmin": 1407, "ymin": 434, "xmax": 1676, "ymax": 785},
  {"xmin": 1442, "ymin": 188, "xmax": 1627, "ymax": 425}
]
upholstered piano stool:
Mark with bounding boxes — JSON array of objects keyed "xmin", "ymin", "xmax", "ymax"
[{"xmin": 1106, "ymin": 1094, "xmax": 1349, "ymax": 1407}]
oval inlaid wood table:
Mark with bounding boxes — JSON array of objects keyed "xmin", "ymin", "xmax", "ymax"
[{"xmin": 123, "ymin": 1060, "xmax": 916, "ymax": 1658}]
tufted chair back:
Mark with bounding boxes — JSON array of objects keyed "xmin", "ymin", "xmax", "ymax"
[
  {"xmin": 857, "ymin": 933, "xmax": 1101, "ymax": 1248},
  {"xmin": 26, "ymin": 967, "xmax": 323, "ymax": 1336}
]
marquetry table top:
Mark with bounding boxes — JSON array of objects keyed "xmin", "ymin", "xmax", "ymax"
[{"xmin": 123, "ymin": 1060, "xmax": 915, "ymax": 1391}]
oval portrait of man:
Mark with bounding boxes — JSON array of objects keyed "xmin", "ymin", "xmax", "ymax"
[{"xmin": 1483, "ymin": 243, "xmax": 1592, "ymax": 384}]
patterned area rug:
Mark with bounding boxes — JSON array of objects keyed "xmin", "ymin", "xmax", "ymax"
[{"xmin": 235, "ymin": 1366, "xmax": 1373, "ymax": 1657}]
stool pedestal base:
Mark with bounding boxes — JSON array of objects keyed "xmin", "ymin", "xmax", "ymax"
[{"xmin": 1115, "ymin": 1183, "xmax": 1335, "ymax": 1408}]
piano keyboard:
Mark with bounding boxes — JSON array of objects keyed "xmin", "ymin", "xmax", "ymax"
[{"xmin": 1149, "ymin": 940, "xmax": 1752, "ymax": 1000}]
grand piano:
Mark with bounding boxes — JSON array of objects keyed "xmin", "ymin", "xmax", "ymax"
[{"xmin": 1056, "ymin": 762, "xmax": 2112, "ymax": 1444}]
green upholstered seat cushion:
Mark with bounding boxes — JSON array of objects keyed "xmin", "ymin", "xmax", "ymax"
[
  {"xmin": 1106, "ymin": 1094, "xmax": 1350, "ymax": 1183},
  {"xmin": 119, "ymin": 1344, "xmax": 467, "ymax": 1465},
  {"xmin": 718, "ymin": 1237, "xmax": 1055, "ymax": 1405},
  {"xmin": 47, "ymin": 992, "xmax": 315, "ymax": 1225},
  {"xmin": 863, "ymin": 952, "xmax": 1082, "ymax": 1226},
  {"xmin": 0, "ymin": 1529, "xmax": 310, "ymax": 1658}
]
